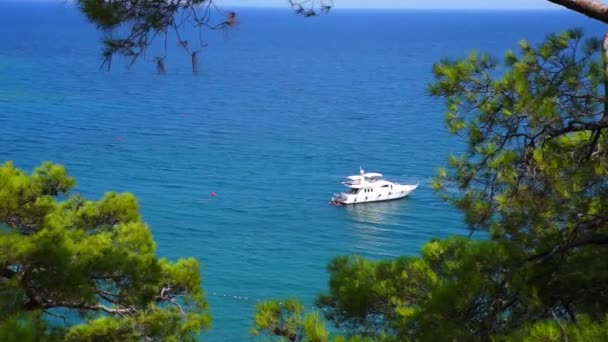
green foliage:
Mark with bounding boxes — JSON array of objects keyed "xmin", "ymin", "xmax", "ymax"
[
  {"xmin": 250, "ymin": 299, "xmax": 391, "ymax": 342},
  {"xmin": 429, "ymin": 28, "xmax": 607, "ymax": 235},
  {"xmin": 0, "ymin": 313, "xmax": 61, "ymax": 342},
  {"xmin": 500, "ymin": 315, "xmax": 608, "ymax": 342},
  {"xmin": 428, "ymin": 27, "xmax": 608, "ymax": 326},
  {"xmin": 317, "ymin": 29, "xmax": 608, "ymax": 340},
  {"xmin": 303, "ymin": 312, "xmax": 329, "ymax": 342},
  {"xmin": 316, "ymin": 254, "xmax": 437, "ymax": 336},
  {"xmin": 251, "ymin": 299, "xmax": 330, "ymax": 342},
  {"xmin": 316, "ymin": 239, "xmax": 520, "ymax": 340},
  {"xmin": 0, "ymin": 162, "xmax": 210, "ymax": 340}
]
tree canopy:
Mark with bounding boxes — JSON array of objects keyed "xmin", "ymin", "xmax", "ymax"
[
  {"xmin": 0, "ymin": 162, "xmax": 209, "ymax": 341},
  {"xmin": 251, "ymin": 298, "xmax": 329, "ymax": 342}
]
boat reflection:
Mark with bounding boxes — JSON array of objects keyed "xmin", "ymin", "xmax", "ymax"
[
  {"xmin": 343, "ymin": 200, "xmax": 414, "ymax": 257},
  {"xmin": 344, "ymin": 200, "xmax": 408, "ymax": 226}
]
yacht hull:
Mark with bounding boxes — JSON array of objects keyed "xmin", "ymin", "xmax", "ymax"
[{"xmin": 332, "ymin": 184, "xmax": 418, "ymax": 205}]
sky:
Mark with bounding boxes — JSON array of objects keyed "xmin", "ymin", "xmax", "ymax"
[{"xmin": 216, "ymin": 0, "xmax": 559, "ymax": 10}]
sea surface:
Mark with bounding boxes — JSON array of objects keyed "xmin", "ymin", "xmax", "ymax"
[{"xmin": 0, "ymin": 2, "xmax": 604, "ymax": 340}]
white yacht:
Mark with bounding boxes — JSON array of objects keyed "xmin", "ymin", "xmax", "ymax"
[{"xmin": 330, "ymin": 168, "xmax": 418, "ymax": 205}]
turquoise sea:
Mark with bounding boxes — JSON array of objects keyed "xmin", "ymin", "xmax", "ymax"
[{"xmin": 0, "ymin": 2, "xmax": 603, "ymax": 340}]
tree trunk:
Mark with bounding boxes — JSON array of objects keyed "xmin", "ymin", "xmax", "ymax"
[{"xmin": 547, "ymin": 0, "xmax": 608, "ymax": 24}]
